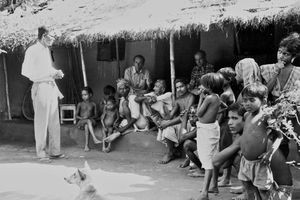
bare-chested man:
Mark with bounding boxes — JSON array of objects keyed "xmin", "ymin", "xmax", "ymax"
[{"xmin": 157, "ymin": 79, "xmax": 195, "ymax": 164}]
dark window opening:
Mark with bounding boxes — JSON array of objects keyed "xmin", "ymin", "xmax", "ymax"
[{"xmin": 97, "ymin": 39, "xmax": 125, "ymax": 61}]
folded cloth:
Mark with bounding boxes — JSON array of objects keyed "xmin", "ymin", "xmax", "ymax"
[
  {"xmin": 157, "ymin": 124, "xmax": 181, "ymax": 147},
  {"xmin": 196, "ymin": 121, "xmax": 220, "ymax": 170}
]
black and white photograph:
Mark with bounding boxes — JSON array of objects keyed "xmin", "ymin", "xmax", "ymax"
[{"xmin": 0, "ymin": 0, "xmax": 300, "ymax": 199}]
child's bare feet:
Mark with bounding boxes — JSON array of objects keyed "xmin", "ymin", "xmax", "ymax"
[
  {"xmin": 84, "ymin": 147, "xmax": 90, "ymax": 152},
  {"xmin": 158, "ymin": 153, "xmax": 175, "ymax": 164}
]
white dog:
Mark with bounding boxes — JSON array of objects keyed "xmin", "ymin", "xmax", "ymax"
[{"xmin": 64, "ymin": 162, "xmax": 105, "ymax": 200}]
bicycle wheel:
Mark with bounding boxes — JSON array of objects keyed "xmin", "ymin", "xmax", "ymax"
[{"xmin": 22, "ymin": 84, "xmax": 34, "ymax": 121}]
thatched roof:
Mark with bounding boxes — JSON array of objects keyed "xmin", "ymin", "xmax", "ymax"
[{"xmin": 1, "ymin": 0, "xmax": 300, "ymax": 48}]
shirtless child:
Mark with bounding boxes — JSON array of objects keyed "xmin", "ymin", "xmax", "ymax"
[
  {"xmin": 196, "ymin": 73, "xmax": 224, "ymax": 200},
  {"xmin": 76, "ymin": 86, "xmax": 101, "ymax": 151},
  {"xmin": 213, "ymin": 84, "xmax": 293, "ymax": 200},
  {"xmin": 238, "ymin": 83, "xmax": 290, "ymax": 200},
  {"xmin": 101, "ymin": 96, "xmax": 119, "ymax": 153}
]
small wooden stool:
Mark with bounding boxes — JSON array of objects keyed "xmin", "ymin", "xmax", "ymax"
[{"xmin": 59, "ymin": 104, "xmax": 76, "ymax": 124}]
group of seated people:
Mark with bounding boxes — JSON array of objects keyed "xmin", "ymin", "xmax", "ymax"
[{"xmin": 75, "ymin": 33, "xmax": 300, "ymax": 200}]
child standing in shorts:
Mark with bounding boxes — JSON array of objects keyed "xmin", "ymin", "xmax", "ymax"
[
  {"xmin": 238, "ymin": 83, "xmax": 283, "ymax": 200},
  {"xmin": 196, "ymin": 73, "xmax": 224, "ymax": 200}
]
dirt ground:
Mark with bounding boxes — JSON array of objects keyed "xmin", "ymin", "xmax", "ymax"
[{"xmin": 0, "ymin": 143, "xmax": 299, "ymax": 200}]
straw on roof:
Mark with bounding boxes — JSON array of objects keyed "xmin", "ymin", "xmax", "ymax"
[{"xmin": 1, "ymin": 0, "xmax": 300, "ymax": 49}]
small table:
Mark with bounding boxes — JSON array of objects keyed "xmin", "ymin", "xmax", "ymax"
[{"xmin": 59, "ymin": 104, "xmax": 76, "ymax": 124}]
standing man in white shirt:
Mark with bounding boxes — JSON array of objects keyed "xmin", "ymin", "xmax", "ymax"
[{"xmin": 22, "ymin": 26, "xmax": 65, "ymax": 162}]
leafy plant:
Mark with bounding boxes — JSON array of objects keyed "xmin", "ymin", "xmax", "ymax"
[{"xmin": 261, "ymin": 82, "xmax": 300, "ymax": 147}]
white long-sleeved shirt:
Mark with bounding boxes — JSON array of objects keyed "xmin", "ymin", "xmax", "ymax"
[
  {"xmin": 22, "ymin": 41, "xmax": 56, "ymax": 82},
  {"xmin": 22, "ymin": 41, "xmax": 64, "ymax": 99}
]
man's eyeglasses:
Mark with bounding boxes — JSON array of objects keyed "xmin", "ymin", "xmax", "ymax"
[{"xmin": 44, "ymin": 34, "xmax": 55, "ymax": 39}]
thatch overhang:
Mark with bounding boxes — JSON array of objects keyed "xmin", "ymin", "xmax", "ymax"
[{"xmin": 1, "ymin": 0, "xmax": 300, "ymax": 49}]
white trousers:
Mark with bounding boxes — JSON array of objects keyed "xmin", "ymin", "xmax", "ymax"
[{"xmin": 31, "ymin": 82, "xmax": 61, "ymax": 158}]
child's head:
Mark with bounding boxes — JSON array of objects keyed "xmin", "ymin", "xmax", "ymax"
[
  {"xmin": 153, "ymin": 79, "xmax": 166, "ymax": 96},
  {"xmin": 200, "ymin": 73, "xmax": 224, "ymax": 95},
  {"xmin": 188, "ymin": 105, "xmax": 198, "ymax": 126},
  {"xmin": 218, "ymin": 67, "xmax": 236, "ymax": 87},
  {"xmin": 241, "ymin": 83, "xmax": 268, "ymax": 113},
  {"xmin": 278, "ymin": 33, "xmax": 300, "ymax": 64},
  {"xmin": 103, "ymin": 85, "xmax": 116, "ymax": 98},
  {"xmin": 81, "ymin": 86, "xmax": 93, "ymax": 101},
  {"xmin": 175, "ymin": 78, "xmax": 188, "ymax": 97},
  {"xmin": 106, "ymin": 96, "xmax": 117, "ymax": 110},
  {"xmin": 227, "ymin": 103, "xmax": 246, "ymax": 135}
]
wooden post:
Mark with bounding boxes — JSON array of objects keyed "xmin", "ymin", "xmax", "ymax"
[
  {"xmin": 79, "ymin": 42, "xmax": 88, "ymax": 87},
  {"xmin": 170, "ymin": 32, "xmax": 176, "ymax": 100},
  {"xmin": 2, "ymin": 54, "xmax": 12, "ymax": 120},
  {"xmin": 115, "ymin": 38, "xmax": 121, "ymax": 78}
]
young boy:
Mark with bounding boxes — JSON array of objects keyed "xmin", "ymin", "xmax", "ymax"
[
  {"xmin": 213, "ymin": 84, "xmax": 293, "ymax": 200},
  {"xmin": 101, "ymin": 96, "xmax": 119, "ymax": 153},
  {"xmin": 238, "ymin": 83, "xmax": 285, "ymax": 200},
  {"xmin": 196, "ymin": 73, "xmax": 224, "ymax": 200}
]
